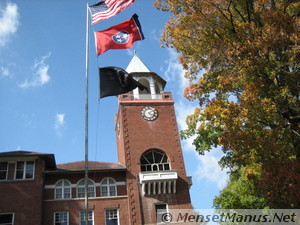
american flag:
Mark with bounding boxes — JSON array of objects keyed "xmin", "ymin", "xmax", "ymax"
[{"xmin": 89, "ymin": 0, "xmax": 135, "ymax": 25}]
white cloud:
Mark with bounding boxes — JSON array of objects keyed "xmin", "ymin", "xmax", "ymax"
[
  {"xmin": 55, "ymin": 113, "xmax": 65, "ymax": 136},
  {"xmin": 176, "ymin": 101, "xmax": 229, "ymax": 190},
  {"xmin": 176, "ymin": 101, "xmax": 229, "ymax": 189},
  {"xmin": 176, "ymin": 101, "xmax": 195, "ymax": 130},
  {"xmin": 0, "ymin": 62, "xmax": 16, "ymax": 79},
  {"xmin": 164, "ymin": 47, "xmax": 229, "ymax": 190},
  {"xmin": 175, "ymin": 100, "xmax": 228, "ymax": 189},
  {"xmin": 126, "ymin": 49, "xmax": 134, "ymax": 56},
  {"xmin": 164, "ymin": 48, "xmax": 197, "ymax": 152},
  {"xmin": 0, "ymin": 66, "xmax": 10, "ymax": 79},
  {"xmin": 164, "ymin": 48, "xmax": 189, "ymax": 91},
  {"xmin": 194, "ymin": 149, "xmax": 229, "ymax": 189},
  {"xmin": 18, "ymin": 53, "xmax": 51, "ymax": 88},
  {"xmin": 150, "ymin": 28, "xmax": 161, "ymax": 42},
  {"xmin": 0, "ymin": 2, "xmax": 19, "ymax": 47}
]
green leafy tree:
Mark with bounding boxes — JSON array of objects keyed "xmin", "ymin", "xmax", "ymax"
[
  {"xmin": 213, "ymin": 165, "xmax": 267, "ymax": 209},
  {"xmin": 155, "ymin": 0, "xmax": 300, "ymax": 208}
]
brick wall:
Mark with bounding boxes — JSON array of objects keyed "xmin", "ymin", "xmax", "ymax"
[
  {"xmin": 0, "ymin": 157, "xmax": 45, "ymax": 225},
  {"xmin": 116, "ymin": 96, "xmax": 193, "ymax": 225}
]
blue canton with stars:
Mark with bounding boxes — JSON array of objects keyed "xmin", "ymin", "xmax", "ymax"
[
  {"xmin": 112, "ymin": 31, "xmax": 129, "ymax": 44},
  {"xmin": 89, "ymin": 1, "xmax": 108, "ymax": 15}
]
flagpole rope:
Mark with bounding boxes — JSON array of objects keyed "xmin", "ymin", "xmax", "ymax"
[{"xmin": 94, "ymin": 99, "xmax": 101, "ymax": 162}]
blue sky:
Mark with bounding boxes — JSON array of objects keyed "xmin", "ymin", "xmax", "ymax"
[{"xmin": 0, "ymin": 0, "xmax": 228, "ymax": 209}]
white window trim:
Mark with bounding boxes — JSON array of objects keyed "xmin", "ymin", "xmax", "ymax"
[
  {"xmin": 44, "ymin": 181, "xmax": 125, "ymax": 189},
  {"xmin": 14, "ymin": 160, "xmax": 35, "ymax": 180},
  {"xmin": 100, "ymin": 177, "xmax": 117, "ymax": 197},
  {"xmin": 104, "ymin": 208, "xmax": 119, "ymax": 225},
  {"xmin": 55, "ymin": 179, "xmax": 72, "ymax": 199},
  {"xmin": 54, "ymin": 211, "xmax": 69, "ymax": 225},
  {"xmin": 0, "ymin": 212, "xmax": 15, "ymax": 225},
  {"xmin": 79, "ymin": 210, "xmax": 94, "ymax": 225},
  {"xmin": 76, "ymin": 179, "xmax": 96, "ymax": 198},
  {"xmin": 0, "ymin": 162, "xmax": 8, "ymax": 181}
]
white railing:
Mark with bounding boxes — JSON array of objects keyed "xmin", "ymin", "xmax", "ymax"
[
  {"xmin": 132, "ymin": 94, "xmax": 162, "ymax": 100},
  {"xmin": 139, "ymin": 170, "xmax": 178, "ymax": 183},
  {"xmin": 139, "ymin": 170, "xmax": 178, "ymax": 196}
]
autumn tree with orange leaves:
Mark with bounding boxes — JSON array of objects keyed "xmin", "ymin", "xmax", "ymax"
[{"xmin": 155, "ymin": 0, "xmax": 300, "ymax": 208}]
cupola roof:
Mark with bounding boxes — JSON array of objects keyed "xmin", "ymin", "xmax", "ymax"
[{"xmin": 126, "ymin": 51, "xmax": 151, "ymax": 73}]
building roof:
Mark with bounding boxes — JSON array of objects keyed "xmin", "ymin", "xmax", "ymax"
[
  {"xmin": 0, "ymin": 150, "xmax": 56, "ymax": 169},
  {"xmin": 126, "ymin": 52, "xmax": 151, "ymax": 73},
  {"xmin": 125, "ymin": 52, "xmax": 167, "ymax": 90},
  {"xmin": 0, "ymin": 151, "xmax": 125, "ymax": 173},
  {"xmin": 0, "ymin": 150, "xmax": 50, "ymax": 156},
  {"xmin": 53, "ymin": 161, "xmax": 126, "ymax": 173}
]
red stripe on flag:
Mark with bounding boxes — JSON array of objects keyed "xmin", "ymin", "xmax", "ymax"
[{"xmin": 90, "ymin": 0, "xmax": 134, "ymax": 25}]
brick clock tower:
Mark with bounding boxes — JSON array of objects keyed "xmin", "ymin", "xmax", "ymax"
[{"xmin": 116, "ymin": 53, "xmax": 193, "ymax": 225}]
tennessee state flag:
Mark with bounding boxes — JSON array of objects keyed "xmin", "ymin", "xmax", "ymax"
[{"xmin": 94, "ymin": 14, "xmax": 145, "ymax": 55}]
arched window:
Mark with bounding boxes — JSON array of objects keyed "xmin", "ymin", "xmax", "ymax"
[
  {"xmin": 140, "ymin": 150, "xmax": 170, "ymax": 172},
  {"xmin": 55, "ymin": 179, "xmax": 71, "ymax": 199},
  {"xmin": 77, "ymin": 179, "xmax": 95, "ymax": 198},
  {"xmin": 100, "ymin": 178, "xmax": 117, "ymax": 197}
]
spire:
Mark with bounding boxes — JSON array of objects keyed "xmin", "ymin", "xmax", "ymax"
[{"xmin": 126, "ymin": 51, "xmax": 151, "ymax": 73}]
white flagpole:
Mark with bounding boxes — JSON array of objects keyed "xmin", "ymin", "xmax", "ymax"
[{"xmin": 85, "ymin": 3, "xmax": 90, "ymax": 225}]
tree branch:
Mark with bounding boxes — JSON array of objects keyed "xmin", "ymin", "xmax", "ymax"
[
  {"xmin": 228, "ymin": 0, "xmax": 237, "ymax": 33},
  {"xmin": 246, "ymin": 0, "xmax": 252, "ymax": 23},
  {"xmin": 232, "ymin": 1, "xmax": 247, "ymax": 23}
]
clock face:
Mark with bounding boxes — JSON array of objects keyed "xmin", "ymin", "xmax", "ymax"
[{"xmin": 141, "ymin": 106, "xmax": 158, "ymax": 121}]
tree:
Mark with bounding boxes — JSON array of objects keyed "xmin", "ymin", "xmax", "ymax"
[
  {"xmin": 213, "ymin": 165, "xmax": 267, "ymax": 209},
  {"xmin": 257, "ymin": 159, "xmax": 300, "ymax": 208},
  {"xmin": 155, "ymin": 0, "xmax": 300, "ymax": 208}
]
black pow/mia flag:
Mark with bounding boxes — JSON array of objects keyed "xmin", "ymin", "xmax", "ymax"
[{"xmin": 99, "ymin": 67, "xmax": 148, "ymax": 98}]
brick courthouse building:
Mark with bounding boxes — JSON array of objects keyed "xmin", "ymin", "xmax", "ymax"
[{"xmin": 0, "ymin": 54, "xmax": 193, "ymax": 225}]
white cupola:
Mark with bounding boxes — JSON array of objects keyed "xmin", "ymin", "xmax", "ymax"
[{"xmin": 126, "ymin": 52, "xmax": 166, "ymax": 100}]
